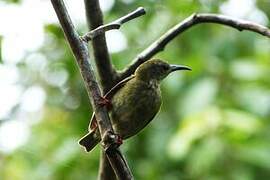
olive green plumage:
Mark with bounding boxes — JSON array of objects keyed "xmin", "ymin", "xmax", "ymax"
[{"xmin": 79, "ymin": 59, "xmax": 191, "ymax": 152}]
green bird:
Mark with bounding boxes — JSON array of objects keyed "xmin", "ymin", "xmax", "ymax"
[{"xmin": 79, "ymin": 59, "xmax": 191, "ymax": 152}]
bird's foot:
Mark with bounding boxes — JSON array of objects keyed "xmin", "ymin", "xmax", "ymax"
[
  {"xmin": 115, "ymin": 134, "xmax": 123, "ymax": 145},
  {"xmin": 102, "ymin": 131, "xmax": 123, "ymax": 152},
  {"xmin": 98, "ymin": 96, "xmax": 112, "ymax": 109}
]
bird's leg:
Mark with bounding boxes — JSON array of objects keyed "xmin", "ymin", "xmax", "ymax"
[{"xmin": 98, "ymin": 96, "xmax": 112, "ymax": 109}]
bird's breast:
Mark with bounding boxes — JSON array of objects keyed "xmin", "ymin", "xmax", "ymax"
[{"xmin": 110, "ymin": 79, "xmax": 162, "ymax": 138}]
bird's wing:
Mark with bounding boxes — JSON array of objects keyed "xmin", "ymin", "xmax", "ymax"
[
  {"xmin": 104, "ymin": 75, "xmax": 135, "ymax": 100},
  {"xmin": 89, "ymin": 75, "xmax": 135, "ymax": 130}
]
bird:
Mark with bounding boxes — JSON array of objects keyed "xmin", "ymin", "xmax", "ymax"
[{"xmin": 79, "ymin": 59, "xmax": 191, "ymax": 152}]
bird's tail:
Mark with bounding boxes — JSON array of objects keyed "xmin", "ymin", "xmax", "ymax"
[{"xmin": 78, "ymin": 130, "xmax": 101, "ymax": 152}]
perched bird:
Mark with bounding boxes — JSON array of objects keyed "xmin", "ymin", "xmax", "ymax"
[{"xmin": 79, "ymin": 59, "xmax": 191, "ymax": 152}]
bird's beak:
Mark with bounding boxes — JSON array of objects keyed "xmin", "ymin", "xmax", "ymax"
[{"xmin": 170, "ymin": 64, "xmax": 192, "ymax": 72}]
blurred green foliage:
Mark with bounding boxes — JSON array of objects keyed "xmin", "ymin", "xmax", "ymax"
[
  {"xmin": 0, "ymin": 0, "xmax": 270, "ymax": 180},
  {"xmin": 2, "ymin": 0, "xmax": 21, "ymax": 4},
  {"xmin": 0, "ymin": 35, "xmax": 2, "ymax": 64}
]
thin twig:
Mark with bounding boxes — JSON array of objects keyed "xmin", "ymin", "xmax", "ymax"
[
  {"xmin": 81, "ymin": 7, "xmax": 146, "ymax": 42},
  {"xmin": 51, "ymin": 0, "xmax": 133, "ymax": 179},
  {"xmin": 119, "ymin": 13, "xmax": 270, "ymax": 80}
]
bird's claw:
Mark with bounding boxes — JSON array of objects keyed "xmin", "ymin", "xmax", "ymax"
[
  {"xmin": 102, "ymin": 131, "xmax": 123, "ymax": 152},
  {"xmin": 98, "ymin": 96, "xmax": 112, "ymax": 109},
  {"xmin": 115, "ymin": 134, "xmax": 123, "ymax": 145}
]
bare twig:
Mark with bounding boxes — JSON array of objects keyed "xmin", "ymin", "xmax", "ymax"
[
  {"xmin": 51, "ymin": 0, "xmax": 133, "ymax": 179},
  {"xmin": 119, "ymin": 13, "xmax": 270, "ymax": 80},
  {"xmin": 84, "ymin": 0, "xmax": 117, "ymax": 92},
  {"xmin": 81, "ymin": 7, "xmax": 146, "ymax": 42}
]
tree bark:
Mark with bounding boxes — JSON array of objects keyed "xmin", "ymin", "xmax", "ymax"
[{"xmin": 51, "ymin": 0, "xmax": 133, "ymax": 179}]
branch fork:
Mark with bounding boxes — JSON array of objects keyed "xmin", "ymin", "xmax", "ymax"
[{"xmin": 81, "ymin": 7, "xmax": 146, "ymax": 42}]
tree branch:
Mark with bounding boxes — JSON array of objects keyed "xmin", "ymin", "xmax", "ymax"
[
  {"xmin": 51, "ymin": 0, "xmax": 133, "ymax": 179},
  {"xmin": 119, "ymin": 13, "xmax": 270, "ymax": 80},
  {"xmin": 84, "ymin": 0, "xmax": 117, "ymax": 92},
  {"xmin": 84, "ymin": 1, "xmax": 123, "ymax": 180},
  {"xmin": 81, "ymin": 7, "xmax": 146, "ymax": 42},
  {"xmin": 84, "ymin": 1, "xmax": 125, "ymax": 179},
  {"xmin": 99, "ymin": 151, "xmax": 117, "ymax": 180}
]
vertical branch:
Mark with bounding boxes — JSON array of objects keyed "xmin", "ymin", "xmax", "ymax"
[
  {"xmin": 98, "ymin": 151, "xmax": 117, "ymax": 180},
  {"xmin": 84, "ymin": 1, "xmax": 118, "ymax": 179},
  {"xmin": 84, "ymin": 0, "xmax": 117, "ymax": 92},
  {"xmin": 82, "ymin": 5, "xmax": 145, "ymax": 180},
  {"xmin": 51, "ymin": 0, "xmax": 133, "ymax": 179}
]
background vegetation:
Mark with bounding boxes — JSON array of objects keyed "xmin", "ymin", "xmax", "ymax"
[{"xmin": 0, "ymin": 0, "xmax": 270, "ymax": 179}]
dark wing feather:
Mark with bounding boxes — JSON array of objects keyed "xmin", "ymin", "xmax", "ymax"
[
  {"xmin": 89, "ymin": 75, "xmax": 135, "ymax": 130},
  {"xmin": 104, "ymin": 75, "xmax": 135, "ymax": 99}
]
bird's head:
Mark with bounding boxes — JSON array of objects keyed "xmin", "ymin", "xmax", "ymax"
[{"xmin": 135, "ymin": 59, "xmax": 191, "ymax": 82}]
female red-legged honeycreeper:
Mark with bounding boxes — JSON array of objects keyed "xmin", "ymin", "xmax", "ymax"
[{"xmin": 79, "ymin": 59, "xmax": 191, "ymax": 152}]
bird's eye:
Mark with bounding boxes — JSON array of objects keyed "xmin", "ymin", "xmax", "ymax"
[{"xmin": 163, "ymin": 65, "xmax": 169, "ymax": 71}]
